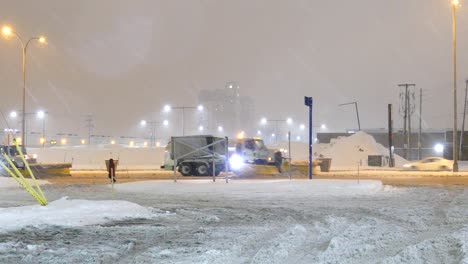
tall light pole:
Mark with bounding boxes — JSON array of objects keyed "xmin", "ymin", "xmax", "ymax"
[
  {"xmin": 9, "ymin": 110, "xmax": 47, "ymax": 146},
  {"xmin": 451, "ymin": 0, "xmax": 460, "ymax": 172},
  {"xmin": 339, "ymin": 102, "xmax": 361, "ymax": 131},
  {"xmin": 140, "ymin": 119, "xmax": 169, "ymax": 147},
  {"xmin": 260, "ymin": 117, "xmax": 293, "ymax": 144},
  {"xmin": 2, "ymin": 25, "xmax": 46, "ymax": 147},
  {"xmin": 164, "ymin": 104, "xmax": 203, "ymax": 136}
]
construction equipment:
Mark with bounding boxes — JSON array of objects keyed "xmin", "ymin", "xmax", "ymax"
[
  {"xmin": 162, "ymin": 135, "xmax": 227, "ymax": 176},
  {"xmin": 231, "ymin": 137, "xmax": 282, "ymax": 170},
  {"xmin": 0, "ymin": 145, "xmax": 28, "ymax": 169}
]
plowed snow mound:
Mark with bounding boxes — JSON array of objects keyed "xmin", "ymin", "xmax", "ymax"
[
  {"xmin": 0, "ymin": 197, "xmax": 155, "ymax": 232},
  {"xmin": 274, "ymin": 132, "xmax": 407, "ymax": 169}
]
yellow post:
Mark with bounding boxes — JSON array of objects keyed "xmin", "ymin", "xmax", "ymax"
[
  {"xmin": 14, "ymin": 140, "xmax": 47, "ymax": 204},
  {"xmin": 0, "ymin": 159, "xmax": 45, "ymax": 205}
]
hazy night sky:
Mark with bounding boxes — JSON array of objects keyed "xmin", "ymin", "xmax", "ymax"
[{"xmin": 1, "ymin": 0, "xmax": 467, "ymax": 138}]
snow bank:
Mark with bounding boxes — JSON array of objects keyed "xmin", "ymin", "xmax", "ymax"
[
  {"xmin": 274, "ymin": 132, "xmax": 407, "ymax": 169},
  {"xmin": 0, "ymin": 197, "xmax": 154, "ymax": 232},
  {"xmin": 0, "ymin": 176, "xmax": 49, "ymax": 189},
  {"xmin": 115, "ymin": 179, "xmax": 384, "ymax": 197},
  {"xmin": 27, "ymin": 145, "xmax": 165, "ymax": 170}
]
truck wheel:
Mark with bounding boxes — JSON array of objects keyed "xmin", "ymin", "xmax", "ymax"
[
  {"xmin": 214, "ymin": 165, "xmax": 224, "ymax": 176},
  {"xmin": 179, "ymin": 163, "xmax": 193, "ymax": 176},
  {"xmin": 196, "ymin": 164, "xmax": 209, "ymax": 176}
]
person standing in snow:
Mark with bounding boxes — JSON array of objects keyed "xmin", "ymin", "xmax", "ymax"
[{"xmin": 108, "ymin": 158, "xmax": 116, "ymax": 183}]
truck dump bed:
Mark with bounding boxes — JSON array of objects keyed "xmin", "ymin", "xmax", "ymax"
[{"xmin": 171, "ymin": 135, "xmax": 227, "ymax": 160}]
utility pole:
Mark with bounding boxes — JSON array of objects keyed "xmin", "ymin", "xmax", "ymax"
[
  {"xmin": 418, "ymin": 88, "xmax": 422, "ymax": 160},
  {"xmin": 388, "ymin": 104, "xmax": 394, "ymax": 167},
  {"xmin": 460, "ymin": 79, "xmax": 468, "ymax": 160},
  {"xmin": 398, "ymin": 84, "xmax": 415, "ymax": 160},
  {"xmin": 452, "ymin": 1, "xmax": 459, "ymax": 172},
  {"xmin": 85, "ymin": 114, "xmax": 94, "ymax": 145}
]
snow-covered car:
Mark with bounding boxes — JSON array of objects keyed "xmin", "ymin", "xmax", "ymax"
[{"xmin": 402, "ymin": 157, "xmax": 453, "ymax": 171}]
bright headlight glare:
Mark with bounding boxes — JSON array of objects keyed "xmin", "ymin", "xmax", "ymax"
[{"xmin": 229, "ymin": 154, "xmax": 244, "ymax": 170}]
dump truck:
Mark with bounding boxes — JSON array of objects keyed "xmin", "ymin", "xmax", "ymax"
[{"xmin": 161, "ymin": 135, "xmax": 227, "ymax": 176}]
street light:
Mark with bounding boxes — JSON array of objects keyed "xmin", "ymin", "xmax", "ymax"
[
  {"xmin": 163, "ymin": 104, "xmax": 204, "ymax": 135},
  {"xmin": 10, "ymin": 110, "xmax": 48, "ymax": 146},
  {"xmin": 259, "ymin": 117, "xmax": 293, "ymax": 143},
  {"xmin": 36, "ymin": 110, "xmax": 47, "ymax": 147},
  {"xmin": 2, "ymin": 25, "xmax": 47, "ymax": 147},
  {"xmin": 217, "ymin": 126, "xmax": 223, "ymax": 132},
  {"xmin": 339, "ymin": 102, "xmax": 361, "ymax": 131},
  {"xmin": 451, "ymin": 0, "xmax": 461, "ymax": 172},
  {"xmin": 140, "ymin": 120, "xmax": 168, "ymax": 147}
]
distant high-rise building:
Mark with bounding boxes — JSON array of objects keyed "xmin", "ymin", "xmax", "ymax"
[{"xmin": 198, "ymin": 82, "xmax": 255, "ymax": 137}]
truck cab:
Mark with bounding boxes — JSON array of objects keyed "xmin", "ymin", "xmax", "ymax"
[
  {"xmin": 0, "ymin": 145, "xmax": 26, "ymax": 169},
  {"xmin": 233, "ymin": 138, "xmax": 281, "ymax": 167}
]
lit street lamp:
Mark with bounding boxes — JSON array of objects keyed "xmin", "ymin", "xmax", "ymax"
[
  {"xmin": 10, "ymin": 110, "xmax": 48, "ymax": 147},
  {"xmin": 260, "ymin": 118, "xmax": 293, "ymax": 143},
  {"xmin": 339, "ymin": 101, "xmax": 361, "ymax": 131},
  {"xmin": 2, "ymin": 25, "xmax": 47, "ymax": 147},
  {"xmin": 36, "ymin": 110, "xmax": 47, "ymax": 147},
  {"xmin": 140, "ymin": 119, "xmax": 169, "ymax": 147},
  {"xmin": 163, "ymin": 104, "xmax": 203, "ymax": 136},
  {"xmin": 451, "ymin": 0, "xmax": 460, "ymax": 172}
]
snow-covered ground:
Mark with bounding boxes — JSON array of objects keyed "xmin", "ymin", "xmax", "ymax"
[
  {"xmin": 274, "ymin": 132, "xmax": 408, "ymax": 170},
  {"xmin": 28, "ymin": 145, "xmax": 166, "ymax": 170},
  {"xmin": 0, "ymin": 178, "xmax": 467, "ymax": 263},
  {"xmin": 0, "ymin": 197, "xmax": 155, "ymax": 232}
]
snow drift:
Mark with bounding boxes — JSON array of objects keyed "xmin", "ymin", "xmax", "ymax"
[
  {"xmin": 0, "ymin": 197, "xmax": 155, "ymax": 232},
  {"xmin": 273, "ymin": 131, "xmax": 407, "ymax": 169},
  {"xmin": 27, "ymin": 145, "xmax": 165, "ymax": 170}
]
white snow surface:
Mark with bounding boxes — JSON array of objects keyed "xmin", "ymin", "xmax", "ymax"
[
  {"xmin": 115, "ymin": 179, "xmax": 385, "ymax": 197},
  {"xmin": 0, "ymin": 197, "xmax": 155, "ymax": 232},
  {"xmin": 0, "ymin": 179, "xmax": 466, "ymax": 263},
  {"xmin": 0, "ymin": 176, "xmax": 49, "ymax": 189},
  {"xmin": 274, "ymin": 131, "xmax": 407, "ymax": 169},
  {"xmin": 27, "ymin": 145, "xmax": 165, "ymax": 170}
]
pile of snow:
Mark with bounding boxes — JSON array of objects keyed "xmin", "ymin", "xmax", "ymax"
[
  {"xmin": 115, "ymin": 179, "xmax": 385, "ymax": 197},
  {"xmin": 27, "ymin": 145, "xmax": 165, "ymax": 170},
  {"xmin": 0, "ymin": 197, "xmax": 155, "ymax": 232},
  {"xmin": 0, "ymin": 176, "xmax": 49, "ymax": 189},
  {"xmin": 273, "ymin": 132, "xmax": 407, "ymax": 169}
]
